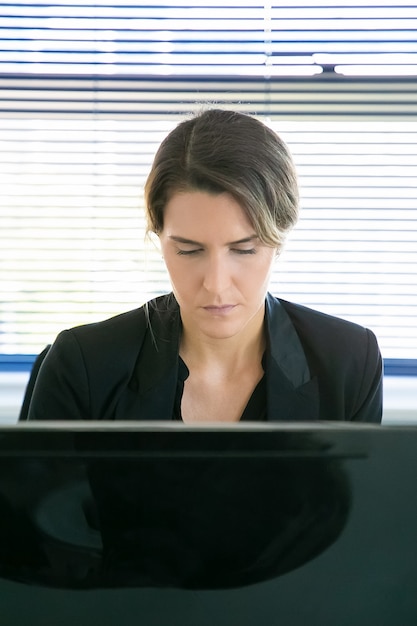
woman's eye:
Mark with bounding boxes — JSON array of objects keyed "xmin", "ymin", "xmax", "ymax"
[
  {"xmin": 232, "ymin": 248, "xmax": 256, "ymax": 255},
  {"xmin": 176, "ymin": 248, "xmax": 202, "ymax": 256},
  {"xmin": 176, "ymin": 247, "xmax": 256, "ymax": 256}
]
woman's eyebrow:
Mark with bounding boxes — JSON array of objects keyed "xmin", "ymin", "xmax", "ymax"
[
  {"xmin": 229, "ymin": 235, "xmax": 259, "ymax": 245},
  {"xmin": 168, "ymin": 235, "xmax": 258, "ymax": 245},
  {"xmin": 168, "ymin": 235, "xmax": 203, "ymax": 245}
]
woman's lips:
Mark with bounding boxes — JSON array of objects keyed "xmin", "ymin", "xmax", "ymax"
[{"xmin": 203, "ymin": 304, "xmax": 236, "ymax": 315}]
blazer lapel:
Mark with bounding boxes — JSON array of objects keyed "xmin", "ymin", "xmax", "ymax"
[
  {"xmin": 133, "ymin": 297, "xmax": 182, "ymax": 420},
  {"xmin": 265, "ymin": 294, "xmax": 319, "ymax": 421}
]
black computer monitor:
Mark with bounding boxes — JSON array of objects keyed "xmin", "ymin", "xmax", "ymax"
[{"xmin": 0, "ymin": 422, "xmax": 416, "ymax": 625}]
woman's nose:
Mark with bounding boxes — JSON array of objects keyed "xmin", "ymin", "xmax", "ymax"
[{"xmin": 202, "ymin": 255, "xmax": 231, "ymax": 294}]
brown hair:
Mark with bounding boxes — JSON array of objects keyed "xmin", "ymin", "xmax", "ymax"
[{"xmin": 144, "ymin": 108, "xmax": 299, "ymax": 248}]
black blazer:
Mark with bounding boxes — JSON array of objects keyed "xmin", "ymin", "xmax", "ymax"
[{"xmin": 26, "ymin": 293, "xmax": 383, "ymax": 423}]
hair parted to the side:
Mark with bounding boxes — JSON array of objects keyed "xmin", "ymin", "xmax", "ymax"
[{"xmin": 144, "ymin": 108, "xmax": 299, "ymax": 249}]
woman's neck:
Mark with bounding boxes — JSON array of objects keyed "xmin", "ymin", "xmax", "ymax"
[{"xmin": 180, "ymin": 316, "xmax": 266, "ymax": 380}]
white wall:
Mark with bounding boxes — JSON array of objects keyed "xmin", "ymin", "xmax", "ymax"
[
  {"xmin": 0, "ymin": 372, "xmax": 29, "ymax": 423},
  {"xmin": 0, "ymin": 372, "xmax": 416, "ymax": 425},
  {"xmin": 382, "ymin": 377, "xmax": 417, "ymax": 424}
]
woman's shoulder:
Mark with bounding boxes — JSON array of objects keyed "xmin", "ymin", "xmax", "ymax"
[
  {"xmin": 271, "ymin": 294, "xmax": 373, "ymax": 338},
  {"xmin": 267, "ymin": 293, "xmax": 381, "ymax": 369},
  {"xmin": 43, "ymin": 293, "xmax": 179, "ymax": 392}
]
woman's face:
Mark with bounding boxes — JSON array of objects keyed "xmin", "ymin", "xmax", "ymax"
[{"xmin": 158, "ymin": 190, "xmax": 277, "ymax": 342}]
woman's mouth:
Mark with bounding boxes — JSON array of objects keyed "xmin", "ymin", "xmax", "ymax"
[{"xmin": 203, "ymin": 304, "xmax": 236, "ymax": 315}]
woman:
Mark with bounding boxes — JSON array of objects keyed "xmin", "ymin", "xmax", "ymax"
[{"xmin": 26, "ymin": 109, "xmax": 382, "ymax": 423}]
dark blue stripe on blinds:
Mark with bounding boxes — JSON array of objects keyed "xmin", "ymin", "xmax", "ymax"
[
  {"xmin": 1, "ymin": 354, "xmax": 416, "ymax": 376},
  {"xmin": 383, "ymin": 360, "xmax": 417, "ymax": 377}
]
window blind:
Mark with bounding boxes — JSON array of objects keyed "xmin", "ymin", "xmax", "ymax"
[
  {"xmin": 1, "ymin": 0, "xmax": 417, "ymax": 77},
  {"xmin": 1, "ymin": 2, "xmax": 417, "ymax": 363}
]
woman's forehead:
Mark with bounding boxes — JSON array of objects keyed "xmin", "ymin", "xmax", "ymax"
[{"xmin": 162, "ymin": 190, "xmax": 254, "ymax": 239}]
